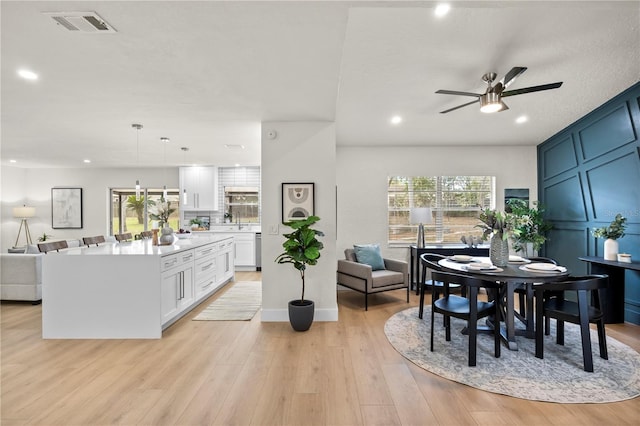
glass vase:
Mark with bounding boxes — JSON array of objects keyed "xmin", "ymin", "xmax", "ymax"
[{"xmin": 490, "ymin": 232, "xmax": 509, "ymax": 267}]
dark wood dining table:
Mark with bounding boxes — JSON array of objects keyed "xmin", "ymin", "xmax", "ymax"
[{"xmin": 438, "ymin": 257, "xmax": 569, "ymax": 350}]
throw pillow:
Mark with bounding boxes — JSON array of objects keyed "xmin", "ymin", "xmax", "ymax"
[{"xmin": 353, "ymin": 244, "xmax": 386, "ymax": 270}]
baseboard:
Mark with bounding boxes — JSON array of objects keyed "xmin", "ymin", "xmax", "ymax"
[{"xmin": 261, "ymin": 307, "xmax": 338, "ymax": 322}]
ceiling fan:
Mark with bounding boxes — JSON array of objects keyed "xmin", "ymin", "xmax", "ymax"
[{"xmin": 436, "ymin": 67, "xmax": 563, "ymax": 114}]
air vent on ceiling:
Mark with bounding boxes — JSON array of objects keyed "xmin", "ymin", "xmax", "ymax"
[{"xmin": 43, "ymin": 11, "xmax": 116, "ymax": 33}]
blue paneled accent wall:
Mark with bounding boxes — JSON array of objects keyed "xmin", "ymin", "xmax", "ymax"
[{"xmin": 538, "ymin": 82, "xmax": 640, "ymax": 324}]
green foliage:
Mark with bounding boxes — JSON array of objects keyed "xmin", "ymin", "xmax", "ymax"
[
  {"xmin": 275, "ymin": 215, "xmax": 325, "ymax": 302},
  {"xmin": 38, "ymin": 233, "xmax": 52, "ymax": 242},
  {"xmin": 189, "ymin": 218, "xmax": 203, "ymax": 226},
  {"xmin": 592, "ymin": 214, "xmax": 627, "ymax": 240},
  {"xmin": 476, "ymin": 209, "xmax": 519, "ymax": 241},
  {"xmin": 126, "ymin": 195, "xmax": 156, "ymax": 225},
  {"xmin": 507, "ymin": 199, "xmax": 553, "ymax": 252}
]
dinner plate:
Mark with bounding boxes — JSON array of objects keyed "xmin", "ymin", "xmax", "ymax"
[
  {"xmin": 465, "ymin": 262, "xmax": 495, "ymax": 271},
  {"xmin": 508, "ymin": 255, "xmax": 530, "ymax": 264},
  {"xmin": 526, "ymin": 262, "xmax": 559, "ymax": 271},
  {"xmin": 520, "ymin": 264, "xmax": 567, "ymax": 273},
  {"xmin": 449, "ymin": 255, "xmax": 474, "ymax": 263}
]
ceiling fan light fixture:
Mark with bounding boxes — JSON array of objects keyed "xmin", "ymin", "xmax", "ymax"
[{"xmin": 479, "ymin": 93, "xmax": 503, "ymax": 113}]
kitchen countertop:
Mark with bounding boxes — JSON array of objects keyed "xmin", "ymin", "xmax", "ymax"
[
  {"xmin": 49, "ymin": 235, "xmax": 232, "ymax": 256},
  {"xmin": 193, "ymin": 226, "xmax": 261, "ymax": 233}
]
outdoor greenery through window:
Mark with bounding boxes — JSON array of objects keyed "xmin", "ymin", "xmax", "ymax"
[
  {"xmin": 111, "ymin": 188, "xmax": 180, "ymax": 236},
  {"xmin": 388, "ymin": 176, "xmax": 495, "ymax": 245}
]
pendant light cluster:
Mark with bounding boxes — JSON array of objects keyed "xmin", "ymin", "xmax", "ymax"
[{"xmin": 132, "ymin": 123, "xmax": 143, "ymax": 200}]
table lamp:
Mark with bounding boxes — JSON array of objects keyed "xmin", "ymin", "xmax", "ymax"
[
  {"xmin": 410, "ymin": 207, "xmax": 432, "ymax": 248},
  {"xmin": 13, "ymin": 205, "xmax": 36, "ymax": 247}
]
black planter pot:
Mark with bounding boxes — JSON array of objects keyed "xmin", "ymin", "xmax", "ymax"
[{"xmin": 288, "ymin": 299, "xmax": 315, "ymax": 331}]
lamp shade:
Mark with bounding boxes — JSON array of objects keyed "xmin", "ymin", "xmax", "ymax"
[
  {"xmin": 410, "ymin": 207, "xmax": 432, "ymax": 225},
  {"xmin": 13, "ymin": 206, "xmax": 35, "ymax": 219}
]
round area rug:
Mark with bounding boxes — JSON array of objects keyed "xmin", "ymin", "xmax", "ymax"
[{"xmin": 384, "ymin": 307, "xmax": 640, "ymax": 403}]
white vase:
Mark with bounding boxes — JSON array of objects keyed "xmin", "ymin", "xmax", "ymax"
[{"xmin": 604, "ymin": 238, "xmax": 619, "ymax": 261}]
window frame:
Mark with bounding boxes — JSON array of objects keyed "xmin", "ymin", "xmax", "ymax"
[{"xmin": 387, "ymin": 175, "xmax": 495, "ymax": 247}]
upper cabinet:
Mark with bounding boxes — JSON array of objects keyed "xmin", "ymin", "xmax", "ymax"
[{"xmin": 179, "ymin": 166, "xmax": 218, "ymax": 211}]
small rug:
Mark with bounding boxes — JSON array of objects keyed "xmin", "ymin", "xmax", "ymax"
[
  {"xmin": 384, "ymin": 306, "xmax": 640, "ymax": 403},
  {"xmin": 193, "ymin": 281, "xmax": 261, "ymax": 321}
]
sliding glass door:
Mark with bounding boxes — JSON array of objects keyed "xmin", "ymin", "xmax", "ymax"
[{"xmin": 110, "ymin": 188, "xmax": 180, "ymax": 236}]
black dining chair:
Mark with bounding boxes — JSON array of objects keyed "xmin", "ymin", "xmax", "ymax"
[
  {"xmin": 430, "ymin": 270, "xmax": 501, "ymax": 367},
  {"xmin": 418, "ymin": 253, "xmax": 463, "ymax": 319},
  {"xmin": 534, "ymin": 274, "xmax": 609, "ymax": 372},
  {"xmin": 514, "ymin": 256, "xmax": 558, "ymax": 332}
]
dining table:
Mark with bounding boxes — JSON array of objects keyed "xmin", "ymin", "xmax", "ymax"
[{"xmin": 438, "ymin": 256, "xmax": 569, "ymax": 350}]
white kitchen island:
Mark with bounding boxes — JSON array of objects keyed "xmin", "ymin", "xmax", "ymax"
[{"xmin": 41, "ymin": 236, "xmax": 234, "ymax": 339}]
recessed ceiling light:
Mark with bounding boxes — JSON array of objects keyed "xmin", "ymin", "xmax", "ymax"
[
  {"xmin": 83, "ymin": 159, "xmax": 91, "ymax": 163},
  {"xmin": 235, "ymin": 163, "xmax": 241, "ymax": 167},
  {"xmin": 17, "ymin": 69, "xmax": 38, "ymax": 80},
  {"xmin": 435, "ymin": 4, "xmax": 451, "ymax": 18},
  {"xmin": 225, "ymin": 144, "xmax": 245, "ymax": 150},
  {"xmin": 9, "ymin": 159, "xmax": 17, "ymax": 163},
  {"xmin": 516, "ymin": 115, "xmax": 528, "ymax": 124},
  {"xmin": 391, "ymin": 115, "xmax": 403, "ymax": 125}
]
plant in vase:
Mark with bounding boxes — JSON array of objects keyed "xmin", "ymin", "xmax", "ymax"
[
  {"xmin": 150, "ymin": 199, "xmax": 177, "ymax": 244},
  {"xmin": 275, "ymin": 215, "xmax": 324, "ymax": 331},
  {"xmin": 507, "ymin": 199, "xmax": 553, "ymax": 257},
  {"xmin": 476, "ymin": 208, "xmax": 520, "ymax": 267},
  {"xmin": 592, "ymin": 213, "xmax": 627, "ymax": 261}
]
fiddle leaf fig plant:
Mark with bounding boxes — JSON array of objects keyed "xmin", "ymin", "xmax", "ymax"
[{"xmin": 275, "ymin": 215, "xmax": 324, "ymax": 303}]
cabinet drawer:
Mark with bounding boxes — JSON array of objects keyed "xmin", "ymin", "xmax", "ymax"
[
  {"xmin": 195, "ymin": 243, "xmax": 216, "ymax": 260},
  {"xmin": 195, "ymin": 257, "xmax": 217, "ymax": 277},
  {"xmin": 161, "ymin": 249, "xmax": 195, "ymax": 272}
]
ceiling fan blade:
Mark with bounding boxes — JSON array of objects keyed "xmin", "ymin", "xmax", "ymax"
[
  {"xmin": 502, "ymin": 82, "xmax": 563, "ymax": 97},
  {"xmin": 439, "ymin": 99, "xmax": 479, "ymax": 114},
  {"xmin": 499, "ymin": 67, "xmax": 528, "ymax": 90},
  {"xmin": 436, "ymin": 89, "xmax": 482, "ymax": 98}
]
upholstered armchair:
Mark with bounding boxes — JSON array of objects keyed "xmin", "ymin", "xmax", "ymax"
[{"xmin": 337, "ymin": 246, "xmax": 409, "ymax": 310}]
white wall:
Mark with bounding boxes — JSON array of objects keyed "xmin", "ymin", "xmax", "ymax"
[
  {"xmin": 1, "ymin": 166, "xmax": 177, "ymax": 251},
  {"xmin": 260, "ymin": 122, "xmax": 338, "ymax": 322},
  {"xmin": 336, "ymin": 145, "xmax": 538, "ymax": 262}
]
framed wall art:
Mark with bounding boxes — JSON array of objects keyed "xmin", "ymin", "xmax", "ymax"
[
  {"xmin": 282, "ymin": 182, "xmax": 314, "ymax": 223},
  {"xmin": 52, "ymin": 187, "xmax": 83, "ymax": 229}
]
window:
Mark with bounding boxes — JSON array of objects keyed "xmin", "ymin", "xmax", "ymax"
[
  {"xmin": 110, "ymin": 188, "xmax": 180, "ymax": 236},
  {"xmin": 388, "ymin": 176, "xmax": 495, "ymax": 245}
]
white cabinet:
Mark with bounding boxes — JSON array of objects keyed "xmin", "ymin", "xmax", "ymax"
[
  {"xmin": 161, "ymin": 250, "xmax": 195, "ymax": 325},
  {"xmin": 217, "ymin": 238, "xmax": 235, "ymax": 282},
  {"xmin": 180, "ymin": 166, "xmax": 218, "ymax": 210},
  {"xmin": 234, "ymin": 233, "xmax": 255, "ymax": 267},
  {"xmin": 194, "ymin": 243, "xmax": 217, "ymax": 299}
]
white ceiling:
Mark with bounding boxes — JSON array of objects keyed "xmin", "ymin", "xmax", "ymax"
[{"xmin": 2, "ymin": 1, "xmax": 639, "ymax": 169}]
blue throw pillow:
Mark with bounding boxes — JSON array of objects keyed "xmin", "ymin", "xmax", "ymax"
[{"xmin": 353, "ymin": 244, "xmax": 386, "ymax": 270}]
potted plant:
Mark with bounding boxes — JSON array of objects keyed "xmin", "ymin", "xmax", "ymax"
[
  {"xmin": 275, "ymin": 215, "xmax": 324, "ymax": 331},
  {"xmin": 592, "ymin": 213, "xmax": 627, "ymax": 261},
  {"xmin": 38, "ymin": 233, "xmax": 52, "ymax": 242},
  {"xmin": 189, "ymin": 217, "xmax": 203, "ymax": 230},
  {"xmin": 507, "ymin": 199, "xmax": 553, "ymax": 257}
]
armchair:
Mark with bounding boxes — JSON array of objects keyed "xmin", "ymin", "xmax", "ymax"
[{"xmin": 337, "ymin": 248, "xmax": 409, "ymax": 310}]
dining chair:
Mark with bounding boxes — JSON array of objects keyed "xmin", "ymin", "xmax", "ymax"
[
  {"xmin": 534, "ymin": 274, "xmax": 609, "ymax": 372},
  {"xmin": 37, "ymin": 240, "xmax": 68, "ymax": 253},
  {"xmin": 82, "ymin": 235, "xmax": 105, "ymax": 247},
  {"xmin": 114, "ymin": 232, "xmax": 133, "ymax": 242},
  {"xmin": 430, "ymin": 270, "xmax": 501, "ymax": 367},
  {"xmin": 418, "ymin": 253, "xmax": 463, "ymax": 319},
  {"xmin": 514, "ymin": 256, "xmax": 558, "ymax": 332},
  {"xmin": 136, "ymin": 231, "xmax": 153, "ymax": 240}
]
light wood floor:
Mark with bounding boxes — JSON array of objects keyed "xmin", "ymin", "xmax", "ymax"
[{"xmin": 2, "ymin": 272, "xmax": 639, "ymax": 425}]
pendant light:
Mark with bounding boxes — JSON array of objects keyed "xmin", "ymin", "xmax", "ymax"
[
  {"xmin": 161, "ymin": 137, "xmax": 170, "ymax": 200},
  {"xmin": 181, "ymin": 147, "xmax": 189, "ymax": 204},
  {"xmin": 132, "ymin": 123, "xmax": 143, "ymax": 200}
]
